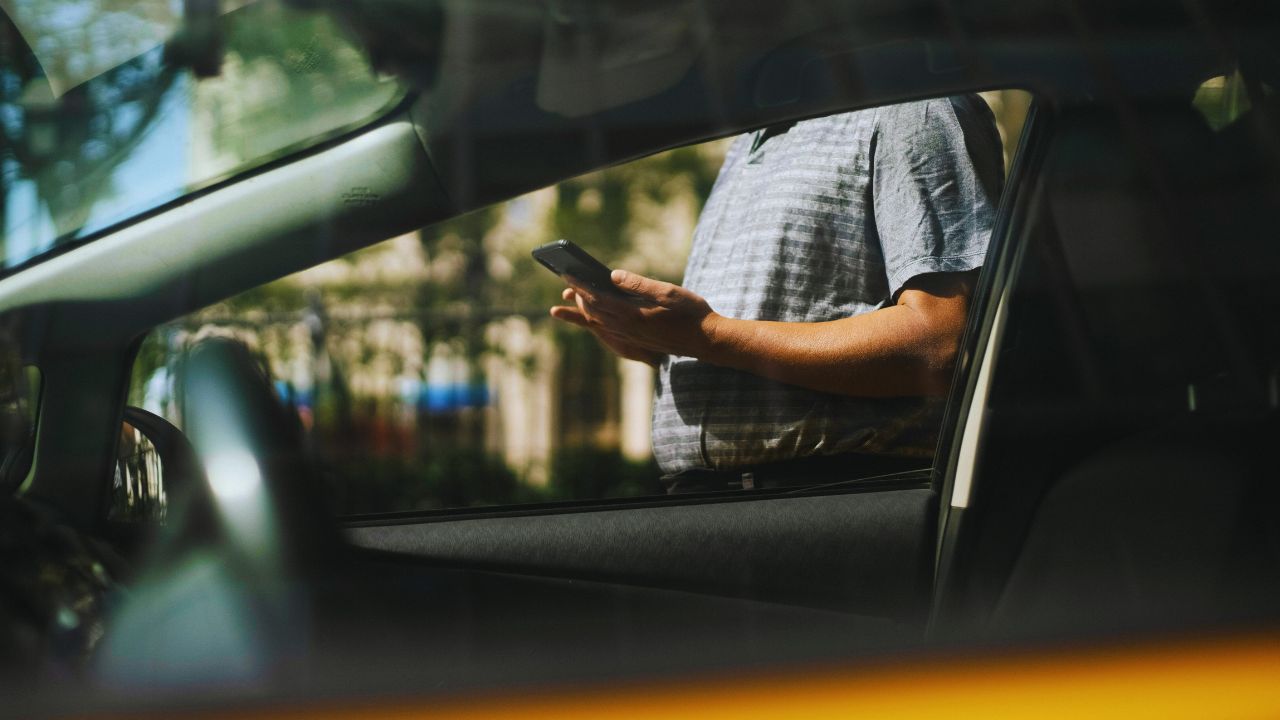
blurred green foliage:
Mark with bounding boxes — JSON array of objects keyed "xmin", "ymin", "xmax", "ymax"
[
  {"xmin": 324, "ymin": 449, "xmax": 532, "ymax": 514},
  {"xmin": 546, "ymin": 447, "xmax": 664, "ymax": 502},
  {"xmin": 128, "ymin": 138, "xmax": 726, "ymax": 516},
  {"xmin": 1191, "ymin": 70, "xmax": 1254, "ymax": 131},
  {"xmin": 324, "ymin": 445, "xmax": 661, "ymax": 515}
]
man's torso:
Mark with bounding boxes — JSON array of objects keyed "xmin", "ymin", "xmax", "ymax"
[{"xmin": 652, "ymin": 106, "xmax": 941, "ymax": 474}]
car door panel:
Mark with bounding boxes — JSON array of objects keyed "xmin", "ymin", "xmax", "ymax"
[
  {"xmin": 346, "ymin": 486, "xmax": 936, "ymax": 620},
  {"xmin": 305, "ymin": 557, "xmax": 920, "ymax": 694}
]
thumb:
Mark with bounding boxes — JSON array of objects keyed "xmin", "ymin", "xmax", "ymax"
[{"xmin": 611, "ymin": 269, "xmax": 668, "ymax": 301}]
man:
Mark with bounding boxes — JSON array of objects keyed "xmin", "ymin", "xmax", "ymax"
[{"xmin": 551, "ymin": 95, "xmax": 1004, "ymax": 490}]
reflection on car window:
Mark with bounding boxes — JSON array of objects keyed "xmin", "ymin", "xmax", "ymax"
[
  {"xmin": 128, "ymin": 92, "xmax": 1030, "ymax": 515},
  {"xmin": 109, "ymin": 421, "xmax": 166, "ymax": 523},
  {"xmin": 0, "ymin": 359, "xmax": 39, "ymax": 494},
  {"xmin": 0, "ymin": 0, "xmax": 404, "ymax": 272},
  {"xmin": 1192, "ymin": 69, "xmax": 1270, "ymax": 131}
]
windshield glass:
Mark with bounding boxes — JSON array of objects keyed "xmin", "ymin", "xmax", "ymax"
[{"xmin": 0, "ymin": 0, "xmax": 405, "ymax": 272}]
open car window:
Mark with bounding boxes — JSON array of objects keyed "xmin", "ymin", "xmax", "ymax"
[
  {"xmin": 0, "ymin": 0, "xmax": 405, "ymax": 273},
  {"xmin": 125, "ymin": 91, "xmax": 1030, "ymax": 517}
]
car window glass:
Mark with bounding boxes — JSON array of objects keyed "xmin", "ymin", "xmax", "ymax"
[
  {"xmin": 127, "ymin": 91, "xmax": 1031, "ymax": 516},
  {"xmin": 1192, "ymin": 69, "xmax": 1270, "ymax": 131},
  {"xmin": 0, "ymin": 0, "xmax": 405, "ymax": 273},
  {"xmin": 0, "ymin": 361, "xmax": 38, "ymax": 494},
  {"xmin": 108, "ymin": 421, "xmax": 166, "ymax": 523}
]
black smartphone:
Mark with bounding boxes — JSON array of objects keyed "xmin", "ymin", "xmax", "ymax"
[{"xmin": 532, "ymin": 239, "xmax": 637, "ymax": 300}]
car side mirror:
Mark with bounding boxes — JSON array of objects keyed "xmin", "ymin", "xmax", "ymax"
[{"xmin": 109, "ymin": 406, "xmax": 203, "ymax": 524}]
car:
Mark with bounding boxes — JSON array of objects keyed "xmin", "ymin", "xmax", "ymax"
[{"xmin": 0, "ymin": 0, "xmax": 1278, "ymax": 716}]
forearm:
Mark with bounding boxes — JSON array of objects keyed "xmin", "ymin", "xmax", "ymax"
[
  {"xmin": 699, "ymin": 305, "xmax": 960, "ymax": 397},
  {"xmin": 554, "ymin": 268, "xmax": 973, "ymax": 397}
]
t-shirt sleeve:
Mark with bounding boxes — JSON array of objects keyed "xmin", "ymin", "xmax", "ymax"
[{"xmin": 871, "ymin": 96, "xmax": 1002, "ymax": 299}]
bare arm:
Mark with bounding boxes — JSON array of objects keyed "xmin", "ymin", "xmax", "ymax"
[{"xmin": 551, "ymin": 268, "xmax": 976, "ymax": 397}]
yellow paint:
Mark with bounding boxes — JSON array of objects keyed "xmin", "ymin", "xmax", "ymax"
[{"xmin": 176, "ymin": 632, "xmax": 1280, "ymax": 720}]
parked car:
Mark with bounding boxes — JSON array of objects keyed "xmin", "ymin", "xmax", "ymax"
[{"xmin": 0, "ymin": 0, "xmax": 1277, "ymax": 716}]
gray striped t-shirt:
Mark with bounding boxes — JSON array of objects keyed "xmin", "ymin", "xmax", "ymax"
[{"xmin": 652, "ymin": 96, "xmax": 1002, "ymax": 474}]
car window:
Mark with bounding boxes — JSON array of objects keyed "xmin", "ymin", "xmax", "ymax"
[
  {"xmin": 126, "ymin": 91, "xmax": 1031, "ymax": 516},
  {"xmin": 0, "ymin": 0, "xmax": 405, "ymax": 273},
  {"xmin": 109, "ymin": 420, "xmax": 166, "ymax": 523},
  {"xmin": 0, "ymin": 358, "xmax": 39, "ymax": 493},
  {"xmin": 1191, "ymin": 70, "xmax": 1263, "ymax": 131}
]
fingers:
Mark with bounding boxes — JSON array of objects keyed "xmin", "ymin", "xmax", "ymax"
[
  {"xmin": 574, "ymin": 289, "xmax": 592, "ymax": 320},
  {"xmin": 564, "ymin": 282, "xmax": 608, "ymax": 311},
  {"xmin": 556, "ymin": 286, "xmax": 622, "ymax": 327},
  {"xmin": 551, "ymin": 306, "xmax": 640, "ymax": 350},
  {"xmin": 554, "ymin": 300, "xmax": 666, "ymax": 361},
  {"xmin": 549, "ymin": 305, "xmax": 590, "ymax": 327},
  {"xmin": 562, "ymin": 287, "xmax": 601, "ymax": 318},
  {"xmin": 567, "ymin": 283, "xmax": 633, "ymax": 320}
]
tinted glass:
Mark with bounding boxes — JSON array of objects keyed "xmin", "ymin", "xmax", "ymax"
[
  {"xmin": 129, "ymin": 91, "xmax": 1030, "ymax": 515},
  {"xmin": 0, "ymin": 0, "xmax": 404, "ymax": 271},
  {"xmin": 0, "ymin": 360, "xmax": 37, "ymax": 491},
  {"xmin": 109, "ymin": 420, "xmax": 166, "ymax": 523}
]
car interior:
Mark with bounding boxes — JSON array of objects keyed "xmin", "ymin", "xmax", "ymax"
[
  {"xmin": 0, "ymin": 0, "xmax": 1279, "ymax": 714},
  {"xmin": 940, "ymin": 89, "xmax": 1280, "ymax": 638}
]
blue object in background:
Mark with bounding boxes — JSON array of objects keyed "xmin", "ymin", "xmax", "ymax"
[{"xmin": 420, "ymin": 382, "xmax": 489, "ymax": 413}]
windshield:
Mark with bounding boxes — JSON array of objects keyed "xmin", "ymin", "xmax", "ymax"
[{"xmin": 0, "ymin": 0, "xmax": 405, "ymax": 272}]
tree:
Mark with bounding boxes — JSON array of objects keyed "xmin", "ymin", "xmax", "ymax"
[{"xmin": 0, "ymin": 4, "xmax": 179, "ymax": 259}]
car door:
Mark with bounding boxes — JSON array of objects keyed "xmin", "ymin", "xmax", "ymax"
[{"xmin": 1, "ymin": 0, "xmax": 1047, "ymax": 704}]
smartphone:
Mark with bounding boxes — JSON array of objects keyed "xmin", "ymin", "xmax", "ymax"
[{"xmin": 532, "ymin": 239, "xmax": 637, "ymax": 300}]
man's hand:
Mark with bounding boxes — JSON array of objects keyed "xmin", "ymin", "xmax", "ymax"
[
  {"xmin": 550, "ymin": 270, "xmax": 723, "ymax": 363},
  {"xmin": 549, "ymin": 287, "xmax": 665, "ymax": 367},
  {"xmin": 550, "ymin": 267, "xmax": 976, "ymax": 397}
]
